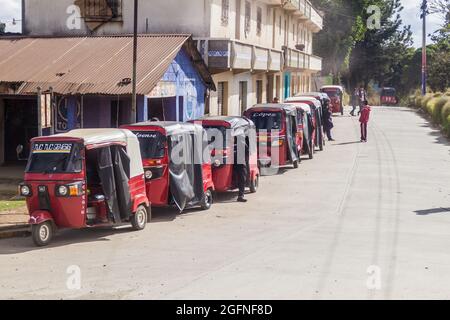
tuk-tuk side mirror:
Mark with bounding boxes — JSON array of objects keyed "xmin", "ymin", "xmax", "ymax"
[{"xmin": 16, "ymin": 144, "xmax": 27, "ymax": 161}]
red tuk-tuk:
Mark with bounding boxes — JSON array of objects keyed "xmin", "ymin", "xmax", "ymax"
[
  {"xmin": 321, "ymin": 85, "xmax": 344, "ymax": 115},
  {"xmin": 20, "ymin": 129, "xmax": 150, "ymax": 247},
  {"xmin": 244, "ymin": 104, "xmax": 301, "ymax": 170},
  {"xmin": 122, "ymin": 122, "xmax": 214, "ymax": 212},
  {"xmin": 380, "ymin": 87, "xmax": 398, "ymax": 105},
  {"xmin": 192, "ymin": 116, "xmax": 260, "ymax": 193},
  {"xmin": 285, "ymin": 96, "xmax": 324, "ymax": 154}
]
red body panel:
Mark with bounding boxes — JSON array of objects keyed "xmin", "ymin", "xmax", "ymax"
[{"xmin": 322, "ymin": 89, "xmax": 342, "ymax": 113}]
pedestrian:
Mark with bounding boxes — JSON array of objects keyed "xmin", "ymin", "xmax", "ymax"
[
  {"xmin": 323, "ymin": 100, "xmax": 335, "ymax": 141},
  {"xmin": 359, "ymin": 100, "xmax": 371, "ymax": 142},
  {"xmin": 357, "ymin": 86, "xmax": 367, "ymax": 115},
  {"xmin": 234, "ymin": 136, "xmax": 249, "ymax": 203},
  {"xmin": 350, "ymin": 88, "xmax": 359, "ymax": 116}
]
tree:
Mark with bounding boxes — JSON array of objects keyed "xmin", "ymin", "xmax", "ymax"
[{"xmin": 0, "ymin": 22, "xmax": 5, "ymax": 35}]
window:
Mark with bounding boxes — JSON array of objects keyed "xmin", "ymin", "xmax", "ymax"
[
  {"xmin": 218, "ymin": 82, "xmax": 228, "ymax": 116},
  {"xmin": 221, "ymin": 0, "xmax": 229, "ymax": 25},
  {"xmin": 256, "ymin": 80, "xmax": 263, "ymax": 104},
  {"xmin": 293, "ymin": 24, "xmax": 296, "ymax": 41},
  {"xmin": 82, "ymin": 0, "xmax": 123, "ymax": 22},
  {"xmin": 245, "ymin": 1, "xmax": 251, "ymax": 35},
  {"xmin": 279, "ymin": 16, "xmax": 282, "ymax": 35},
  {"xmin": 239, "ymin": 81, "xmax": 248, "ymax": 114},
  {"xmin": 257, "ymin": 7, "xmax": 262, "ymax": 36}
]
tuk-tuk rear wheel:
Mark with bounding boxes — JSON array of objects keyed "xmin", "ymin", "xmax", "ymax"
[
  {"xmin": 201, "ymin": 189, "xmax": 213, "ymax": 210},
  {"xmin": 250, "ymin": 175, "xmax": 259, "ymax": 193},
  {"xmin": 131, "ymin": 205, "xmax": 147, "ymax": 231},
  {"xmin": 31, "ymin": 221, "xmax": 53, "ymax": 247}
]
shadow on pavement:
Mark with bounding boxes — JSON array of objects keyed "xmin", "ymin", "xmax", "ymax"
[
  {"xmin": 415, "ymin": 208, "xmax": 450, "ymax": 216},
  {"xmin": 333, "ymin": 141, "xmax": 362, "ymax": 146}
]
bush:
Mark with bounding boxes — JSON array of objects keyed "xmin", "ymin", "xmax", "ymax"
[
  {"xmin": 442, "ymin": 101, "xmax": 450, "ymax": 136},
  {"xmin": 431, "ymin": 97, "xmax": 449, "ymax": 123},
  {"xmin": 421, "ymin": 94, "xmax": 434, "ymax": 110},
  {"xmin": 414, "ymin": 95, "xmax": 423, "ymax": 109}
]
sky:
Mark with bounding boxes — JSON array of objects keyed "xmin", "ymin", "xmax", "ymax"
[{"xmin": 0, "ymin": 0, "xmax": 445, "ymax": 47}]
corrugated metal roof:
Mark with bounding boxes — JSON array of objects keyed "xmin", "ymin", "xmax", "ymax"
[{"xmin": 0, "ymin": 35, "xmax": 212, "ymax": 95}]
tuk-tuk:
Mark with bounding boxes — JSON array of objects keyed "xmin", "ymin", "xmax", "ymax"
[
  {"xmin": 285, "ymin": 96, "xmax": 324, "ymax": 153},
  {"xmin": 380, "ymin": 87, "xmax": 398, "ymax": 105},
  {"xmin": 321, "ymin": 85, "xmax": 344, "ymax": 115},
  {"xmin": 20, "ymin": 129, "xmax": 150, "ymax": 247},
  {"xmin": 285, "ymin": 102, "xmax": 315, "ymax": 160},
  {"xmin": 122, "ymin": 122, "xmax": 214, "ymax": 212},
  {"xmin": 192, "ymin": 116, "xmax": 260, "ymax": 193},
  {"xmin": 244, "ymin": 104, "xmax": 301, "ymax": 170}
]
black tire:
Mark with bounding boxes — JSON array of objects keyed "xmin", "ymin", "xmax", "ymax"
[
  {"xmin": 319, "ymin": 130, "xmax": 324, "ymax": 151},
  {"xmin": 32, "ymin": 221, "xmax": 53, "ymax": 247},
  {"xmin": 249, "ymin": 175, "xmax": 259, "ymax": 193},
  {"xmin": 201, "ymin": 189, "xmax": 213, "ymax": 210},
  {"xmin": 131, "ymin": 205, "xmax": 148, "ymax": 231},
  {"xmin": 308, "ymin": 141, "xmax": 314, "ymax": 159}
]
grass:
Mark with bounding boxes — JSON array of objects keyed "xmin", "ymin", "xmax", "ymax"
[{"xmin": 0, "ymin": 200, "xmax": 26, "ymax": 212}]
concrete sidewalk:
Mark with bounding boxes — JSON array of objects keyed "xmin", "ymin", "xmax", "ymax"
[{"xmin": 0, "ymin": 201, "xmax": 29, "ymax": 239}]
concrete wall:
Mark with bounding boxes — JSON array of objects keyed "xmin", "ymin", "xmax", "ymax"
[{"xmin": 23, "ymin": 0, "xmax": 209, "ymax": 36}]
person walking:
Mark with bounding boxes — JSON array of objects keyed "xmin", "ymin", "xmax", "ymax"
[
  {"xmin": 359, "ymin": 100, "xmax": 371, "ymax": 142},
  {"xmin": 323, "ymin": 100, "xmax": 335, "ymax": 141},
  {"xmin": 234, "ymin": 136, "xmax": 249, "ymax": 202},
  {"xmin": 357, "ymin": 86, "xmax": 367, "ymax": 115},
  {"xmin": 350, "ymin": 88, "xmax": 359, "ymax": 116}
]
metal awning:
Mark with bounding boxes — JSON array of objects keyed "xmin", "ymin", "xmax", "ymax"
[{"xmin": 0, "ymin": 34, "xmax": 215, "ymax": 95}]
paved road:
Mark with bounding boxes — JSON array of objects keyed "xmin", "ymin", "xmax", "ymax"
[{"xmin": 1, "ymin": 106, "xmax": 450, "ymax": 300}]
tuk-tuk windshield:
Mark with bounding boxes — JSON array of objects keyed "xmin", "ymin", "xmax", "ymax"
[
  {"xmin": 26, "ymin": 142, "xmax": 83, "ymax": 174},
  {"xmin": 134, "ymin": 131, "xmax": 166, "ymax": 159},
  {"xmin": 203, "ymin": 126, "xmax": 228, "ymax": 149},
  {"xmin": 250, "ymin": 112, "xmax": 283, "ymax": 131}
]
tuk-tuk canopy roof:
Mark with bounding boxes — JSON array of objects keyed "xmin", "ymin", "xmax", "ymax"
[
  {"xmin": 36, "ymin": 129, "xmax": 144, "ymax": 178},
  {"xmin": 128, "ymin": 121, "xmax": 204, "ymax": 136},
  {"xmin": 285, "ymin": 102, "xmax": 312, "ymax": 114},
  {"xmin": 250, "ymin": 104, "xmax": 298, "ymax": 117},
  {"xmin": 285, "ymin": 96, "xmax": 321, "ymax": 108},
  {"xmin": 297, "ymin": 92, "xmax": 331, "ymax": 101},
  {"xmin": 194, "ymin": 116, "xmax": 255, "ymax": 129},
  {"xmin": 321, "ymin": 85, "xmax": 344, "ymax": 92}
]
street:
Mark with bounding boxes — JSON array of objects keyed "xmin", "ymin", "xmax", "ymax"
[{"xmin": 1, "ymin": 106, "xmax": 449, "ymax": 300}]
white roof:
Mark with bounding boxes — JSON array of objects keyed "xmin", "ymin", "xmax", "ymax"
[
  {"xmin": 285, "ymin": 96, "xmax": 321, "ymax": 108},
  {"xmin": 286, "ymin": 102, "xmax": 313, "ymax": 114},
  {"xmin": 55, "ymin": 129, "xmax": 144, "ymax": 178},
  {"xmin": 321, "ymin": 85, "xmax": 344, "ymax": 91}
]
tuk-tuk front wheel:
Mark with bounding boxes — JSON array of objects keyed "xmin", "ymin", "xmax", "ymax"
[
  {"xmin": 131, "ymin": 205, "xmax": 148, "ymax": 231},
  {"xmin": 32, "ymin": 221, "xmax": 54, "ymax": 247},
  {"xmin": 201, "ymin": 189, "xmax": 213, "ymax": 210},
  {"xmin": 250, "ymin": 175, "xmax": 259, "ymax": 193}
]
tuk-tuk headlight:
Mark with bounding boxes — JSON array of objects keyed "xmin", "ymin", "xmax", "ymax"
[
  {"xmin": 19, "ymin": 185, "xmax": 31, "ymax": 197},
  {"xmin": 145, "ymin": 170, "xmax": 153, "ymax": 180},
  {"xmin": 271, "ymin": 139, "xmax": 284, "ymax": 147},
  {"xmin": 57, "ymin": 185, "xmax": 68, "ymax": 197}
]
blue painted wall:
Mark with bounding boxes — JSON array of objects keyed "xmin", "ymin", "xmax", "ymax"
[{"xmin": 154, "ymin": 48, "xmax": 207, "ymax": 122}]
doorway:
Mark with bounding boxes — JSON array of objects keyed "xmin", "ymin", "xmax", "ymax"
[{"xmin": 3, "ymin": 98, "xmax": 38, "ymax": 163}]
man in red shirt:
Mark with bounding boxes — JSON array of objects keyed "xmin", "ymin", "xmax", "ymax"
[{"xmin": 359, "ymin": 101, "xmax": 371, "ymax": 142}]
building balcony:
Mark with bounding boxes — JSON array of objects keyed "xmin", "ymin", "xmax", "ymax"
[
  {"xmin": 194, "ymin": 38, "xmax": 284, "ymax": 74},
  {"xmin": 284, "ymin": 47, "xmax": 322, "ymax": 72},
  {"xmin": 290, "ymin": 0, "xmax": 323, "ymax": 32}
]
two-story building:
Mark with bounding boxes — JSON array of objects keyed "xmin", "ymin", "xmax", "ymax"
[{"xmin": 21, "ymin": 0, "xmax": 323, "ymax": 116}]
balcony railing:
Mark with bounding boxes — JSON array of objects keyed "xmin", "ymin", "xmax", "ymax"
[
  {"xmin": 309, "ymin": 55, "xmax": 322, "ymax": 71},
  {"xmin": 195, "ymin": 38, "xmax": 284, "ymax": 73}
]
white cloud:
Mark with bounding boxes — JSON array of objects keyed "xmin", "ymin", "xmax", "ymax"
[
  {"xmin": 0, "ymin": 0, "xmax": 21, "ymax": 33},
  {"xmin": 400, "ymin": 0, "xmax": 445, "ymax": 47}
]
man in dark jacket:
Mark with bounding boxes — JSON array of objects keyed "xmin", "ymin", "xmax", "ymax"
[
  {"xmin": 323, "ymin": 101, "xmax": 335, "ymax": 141},
  {"xmin": 234, "ymin": 136, "xmax": 249, "ymax": 203}
]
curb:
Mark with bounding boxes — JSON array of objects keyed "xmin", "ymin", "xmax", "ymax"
[{"xmin": 0, "ymin": 224, "xmax": 31, "ymax": 239}]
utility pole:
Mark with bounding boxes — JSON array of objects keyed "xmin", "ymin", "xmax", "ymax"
[
  {"xmin": 421, "ymin": 0, "xmax": 428, "ymax": 96},
  {"xmin": 131, "ymin": 0, "xmax": 138, "ymax": 123}
]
